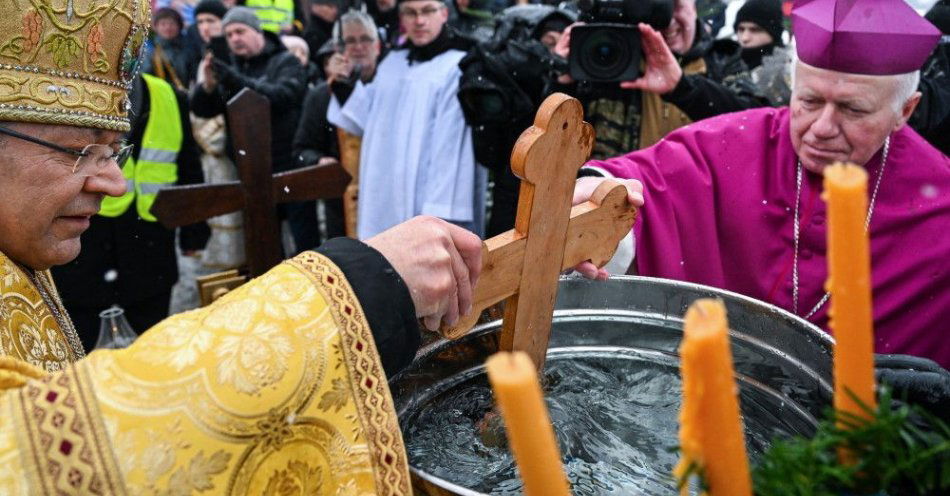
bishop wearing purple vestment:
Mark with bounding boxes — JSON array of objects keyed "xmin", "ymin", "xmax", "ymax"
[{"xmin": 575, "ymin": 0, "xmax": 950, "ymax": 368}]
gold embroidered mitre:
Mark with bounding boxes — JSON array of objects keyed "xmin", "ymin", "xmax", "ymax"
[{"xmin": 0, "ymin": 0, "xmax": 151, "ymax": 132}]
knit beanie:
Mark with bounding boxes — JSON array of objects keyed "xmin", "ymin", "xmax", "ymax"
[
  {"xmin": 194, "ymin": 0, "xmax": 228, "ymax": 20},
  {"xmin": 735, "ymin": 0, "xmax": 785, "ymax": 47},
  {"xmin": 222, "ymin": 6, "xmax": 263, "ymax": 33}
]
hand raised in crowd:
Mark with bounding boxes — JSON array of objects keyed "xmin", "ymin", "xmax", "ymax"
[
  {"xmin": 571, "ymin": 177, "xmax": 645, "ymax": 280},
  {"xmin": 553, "ymin": 22, "xmax": 581, "ymax": 85},
  {"xmin": 199, "ymin": 53, "xmax": 218, "ymax": 93},
  {"xmin": 620, "ymin": 23, "xmax": 683, "ymax": 95},
  {"xmin": 210, "ymin": 58, "xmax": 245, "ymax": 88},
  {"xmin": 325, "ymin": 53, "xmax": 354, "ymax": 85},
  {"xmin": 366, "ymin": 216, "xmax": 483, "ymax": 331}
]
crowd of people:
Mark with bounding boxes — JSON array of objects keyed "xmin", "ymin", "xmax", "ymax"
[
  {"xmin": 0, "ymin": 0, "xmax": 946, "ymax": 492},
  {"xmin": 53, "ymin": 0, "xmax": 949, "ymax": 357}
]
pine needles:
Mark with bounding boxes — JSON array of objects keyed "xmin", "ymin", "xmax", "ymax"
[{"xmin": 751, "ymin": 389, "xmax": 950, "ymax": 496}]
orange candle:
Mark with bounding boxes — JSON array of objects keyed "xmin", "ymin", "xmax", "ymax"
[
  {"xmin": 486, "ymin": 351, "xmax": 570, "ymax": 496},
  {"xmin": 823, "ymin": 163, "xmax": 877, "ymax": 424},
  {"xmin": 675, "ymin": 299, "xmax": 751, "ymax": 496}
]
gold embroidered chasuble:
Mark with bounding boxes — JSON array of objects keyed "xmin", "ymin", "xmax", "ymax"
[
  {"xmin": 0, "ymin": 251, "xmax": 85, "ymax": 372},
  {"xmin": 0, "ymin": 251, "xmax": 411, "ymax": 495}
]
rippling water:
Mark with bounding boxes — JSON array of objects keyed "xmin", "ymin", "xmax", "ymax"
[{"xmin": 404, "ymin": 347, "xmax": 815, "ymax": 495}]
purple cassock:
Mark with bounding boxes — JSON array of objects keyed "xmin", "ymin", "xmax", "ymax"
[{"xmin": 587, "ymin": 107, "xmax": 950, "ymax": 368}]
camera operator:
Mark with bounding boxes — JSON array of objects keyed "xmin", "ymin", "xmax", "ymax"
[
  {"xmin": 293, "ymin": 10, "xmax": 384, "ymax": 241},
  {"xmin": 556, "ymin": 0, "xmax": 768, "ymax": 159},
  {"xmin": 456, "ymin": 4, "xmax": 576, "ymax": 235}
]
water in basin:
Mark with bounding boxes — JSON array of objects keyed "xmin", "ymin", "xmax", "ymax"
[{"xmin": 403, "ymin": 346, "xmax": 817, "ymax": 495}]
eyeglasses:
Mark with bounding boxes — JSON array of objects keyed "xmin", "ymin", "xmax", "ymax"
[
  {"xmin": 0, "ymin": 126, "xmax": 133, "ymax": 176},
  {"xmin": 342, "ymin": 35, "xmax": 376, "ymax": 47},
  {"xmin": 399, "ymin": 6, "xmax": 441, "ymax": 19}
]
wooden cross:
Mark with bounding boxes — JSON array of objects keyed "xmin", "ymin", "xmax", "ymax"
[
  {"xmin": 150, "ymin": 88, "xmax": 351, "ymax": 278},
  {"xmin": 336, "ymin": 129, "xmax": 361, "ymax": 238},
  {"xmin": 441, "ymin": 93, "xmax": 637, "ymax": 370}
]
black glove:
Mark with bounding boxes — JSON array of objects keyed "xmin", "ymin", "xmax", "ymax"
[
  {"xmin": 211, "ymin": 59, "xmax": 247, "ymax": 90},
  {"xmin": 875, "ymin": 354, "xmax": 950, "ymax": 422}
]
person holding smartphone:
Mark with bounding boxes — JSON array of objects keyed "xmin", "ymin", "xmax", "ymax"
[
  {"xmin": 293, "ymin": 10, "xmax": 383, "ymax": 242},
  {"xmin": 191, "ymin": 7, "xmax": 311, "ymax": 251}
]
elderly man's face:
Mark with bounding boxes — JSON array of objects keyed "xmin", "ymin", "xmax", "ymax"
[
  {"xmin": 790, "ymin": 62, "xmax": 919, "ymax": 174},
  {"xmin": 225, "ymin": 23, "xmax": 266, "ymax": 58},
  {"xmin": 662, "ymin": 0, "xmax": 697, "ymax": 55},
  {"xmin": 0, "ymin": 124, "xmax": 126, "ymax": 270},
  {"xmin": 400, "ymin": 0, "xmax": 448, "ymax": 47},
  {"xmin": 196, "ymin": 13, "xmax": 223, "ymax": 43},
  {"xmin": 342, "ymin": 22, "xmax": 380, "ymax": 71}
]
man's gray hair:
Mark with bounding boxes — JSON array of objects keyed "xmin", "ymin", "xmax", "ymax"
[
  {"xmin": 333, "ymin": 9, "xmax": 379, "ymax": 42},
  {"xmin": 790, "ymin": 54, "xmax": 921, "ymax": 115},
  {"xmin": 892, "ymin": 70, "xmax": 921, "ymax": 113}
]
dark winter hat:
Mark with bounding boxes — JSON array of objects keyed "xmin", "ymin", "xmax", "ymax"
[
  {"xmin": 194, "ymin": 0, "xmax": 228, "ymax": 20},
  {"xmin": 537, "ymin": 15, "xmax": 570, "ymax": 35},
  {"xmin": 926, "ymin": 0, "xmax": 950, "ymax": 35},
  {"xmin": 735, "ymin": 0, "xmax": 785, "ymax": 47},
  {"xmin": 222, "ymin": 6, "xmax": 263, "ymax": 32},
  {"xmin": 153, "ymin": 7, "xmax": 185, "ymax": 30}
]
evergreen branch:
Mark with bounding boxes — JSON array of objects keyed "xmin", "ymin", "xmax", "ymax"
[{"xmin": 752, "ymin": 388, "xmax": 950, "ymax": 496}]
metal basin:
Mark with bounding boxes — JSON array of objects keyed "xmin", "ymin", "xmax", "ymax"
[{"xmin": 389, "ymin": 276, "xmax": 835, "ymax": 495}]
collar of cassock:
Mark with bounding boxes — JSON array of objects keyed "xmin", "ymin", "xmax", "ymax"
[{"xmin": 404, "ymin": 27, "xmax": 471, "ymax": 64}]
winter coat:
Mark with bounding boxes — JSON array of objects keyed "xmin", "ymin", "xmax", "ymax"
[
  {"xmin": 909, "ymin": 42, "xmax": 950, "ymax": 156},
  {"xmin": 190, "ymin": 31, "xmax": 308, "ymax": 171},
  {"xmin": 293, "ymin": 81, "xmax": 338, "ymax": 168},
  {"xmin": 143, "ymin": 35, "xmax": 201, "ymax": 89},
  {"xmin": 303, "ymin": 17, "xmax": 335, "ymax": 65}
]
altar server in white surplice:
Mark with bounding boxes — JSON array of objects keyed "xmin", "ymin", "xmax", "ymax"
[{"xmin": 329, "ymin": 0, "xmax": 486, "ymax": 240}]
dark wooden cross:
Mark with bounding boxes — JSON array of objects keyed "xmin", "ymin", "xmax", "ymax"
[{"xmin": 150, "ymin": 88, "xmax": 350, "ymax": 278}]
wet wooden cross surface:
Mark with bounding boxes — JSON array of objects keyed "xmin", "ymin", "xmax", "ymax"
[
  {"xmin": 150, "ymin": 88, "xmax": 351, "ymax": 277},
  {"xmin": 441, "ymin": 93, "xmax": 638, "ymax": 370}
]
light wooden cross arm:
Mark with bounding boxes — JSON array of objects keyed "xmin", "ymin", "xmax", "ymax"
[{"xmin": 440, "ymin": 93, "xmax": 638, "ymax": 370}]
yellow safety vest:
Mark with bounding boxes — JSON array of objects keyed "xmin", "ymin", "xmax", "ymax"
[
  {"xmin": 246, "ymin": 0, "xmax": 294, "ymax": 33},
  {"xmin": 99, "ymin": 74, "xmax": 182, "ymax": 222}
]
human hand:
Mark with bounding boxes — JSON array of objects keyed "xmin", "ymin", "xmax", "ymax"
[
  {"xmin": 325, "ymin": 53, "xmax": 353, "ymax": 84},
  {"xmin": 365, "ymin": 216, "xmax": 483, "ymax": 331},
  {"xmin": 553, "ymin": 23, "xmax": 582, "ymax": 85},
  {"xmin": 571, "ymin": 176, "xmax": 644, "ymax": 280},
  {"xmin": 619, "ymin": 23, "xmax": 683, "ymax": 95},
  {"xmin": 200, "ymin": 53, "xmax": 217, "ymax": 92},
  {"xmin": 211, "ymin": 58, "xmax": 244, "ymax": 89}
]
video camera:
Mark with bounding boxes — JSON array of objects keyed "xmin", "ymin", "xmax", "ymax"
[{"xmin": 569, "ymin": 0, "xmax": 673, "ymax": 83}]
